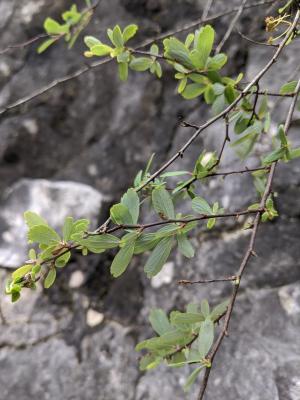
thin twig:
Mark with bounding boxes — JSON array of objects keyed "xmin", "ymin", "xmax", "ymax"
[
  {"xmin": 236, "ymin": 28, "xmax": 279, "ymax": 47},
  {"xmin": 197, "ymin": 64, "xmax": 300, "ymax": 400},
  {"xmin": 178, "ymin": 276, "xmax": 237, "ymax": 285},
  {"xmin": 0, "ymin": 0, "xmax": 276, "ymax": 117},
  {"xmin": 215, "ymin": 0, "xmax": 247, "ymax": 54}
]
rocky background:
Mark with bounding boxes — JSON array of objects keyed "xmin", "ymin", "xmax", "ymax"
[{"xmin": 0, "ymin": 0, "xmax": 300, "ymax": 399}]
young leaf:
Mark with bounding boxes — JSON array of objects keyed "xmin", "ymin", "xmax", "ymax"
[
  {"xmin": 118, "ymin": 62, "xmax": 128, "ymax": 81},
  {"xmin": 134, "ymin": 233, "xmax": 159, "ymax": 254},
  {"xmin": 279, "ymin": 80, "xmax": 297, "ymax": 95},
  {"xmin": 139, "ymin": 354, "xmax": 161, "ymax": 371},
  {"xmin": 210, "ymin": 299, "xmax": 229, "ymax": 321},
  {"xmin": 44, "ymin": 18, "xmax": 66, "ymax": 34},
  {"xmin": 24, "ymin": 211, "xmax": 48, "ymax": 228},
  {"xmin": 177, "ymin": 233, "xmax": 195, "ymax": 258},
  {"xmin": 44, "ymin": 268, "xmax": 57, "ymax": 289},
  {"xmin": 55, "ymin": 251, "xmax": 71, "ymax": 268},
  {"xmin": 149, "ymin": 309, "xmax": 173, "ymax": 335},
  {"xmin": 172, "ymin": 312, "xmax": 205, "ymax": 325},
  {"xmin": 183, "ymin": 366, "xmax": 204, "ymax": 392},
  {"xmin": 152, "ymin": 187, "xmax": 175, "ymax": 219},
  {"xmin": 37, "ymin": 38, "xmax": 57, "ymax": 54},
  {"xmin": 12, "ymin": 265, "xmax": 32, "ymax": 281},
  {"xmin": 194, "ymin": 25, "xmax": 215, "ymax": 69},
  {"xmin": 144, "ymin": 237, "xmax": 174, "ymax": 277},
  {"xmin": 163, "ymin": 37, "xmax": 194, "ymax": 69},
  {"xmin": 198, "ymin": 318, "xmax": 214, "ymax": 358},
  {"xmin": 182, "ymin": 83, "xmax": 206, "ymax": 99},
  {"xmin": 90, "ymin": 44, "xmax": 113, "ymax": 56},
  {"xmin": 121, "ymin": 188, "xmax": 140, "ymax": 224},
  {"xmin": 84, "ymin": 36, "xmax": 101, "ymax": 48},
  {"xmin": 28, "ymin": 225, "xmax": 60, "ymax": 245},
  {"xmin": 110, "ymin": 203, "xmax": 133, "ymax": 225},
  {"xmin": 112, "ymin": 25, "xmax": 124, "ymax": 47},
  {"xmin": 192, "ymin": 197, "xmax": 212, "ymax": 215},
  {"xmin": 110, "ymin": 241, "xmax": 135, "ymax": 277},
  {"xmin": 263, "ymin": 148, "xmax": 285, "ymax": 164},
  {"xmin": 62, "ymin": 217, "xmax": 74, "ymax": 242},
  {"xmin": 201, "ymin": 300, "xmax": 210, "ymax": 317},
  {"xmin": 130, "ymin": 57, "xmax": 152, "ymax": 71},
  {"xmin": 206, "ymin": 53, "xmax": 227, "ymax": 70},
  {"xmin": 78, "ymin": 234, "xmax": 120, "ymax": 253},
  {"xmin": 160, "ymin": 171, "xmax": 190, "ymax": 178},
  {"xmin": 123, "ymin": 24, "xmax": 138, "ymax": 42}
]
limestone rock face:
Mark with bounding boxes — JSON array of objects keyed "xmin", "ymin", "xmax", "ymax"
[
  {"xmin": 0, "ymin": 1, "xmax": 300, "ymax": 399},
  {"xmin": 0, "ymin": 179, "xmax": 103, "ymax": 268}
]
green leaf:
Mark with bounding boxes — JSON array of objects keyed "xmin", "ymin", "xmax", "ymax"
[
  {"xmin": 24, "ymin": 211, "xmax": 48, "ymax": 228},
  {"xmin": 152, "ymin": 187, "xmax": 175, "ymax": 219},
  {"xmin": 90, "ymin": 44, "xmax": 113, "ymax": 56},
  {"xmin": 178, "ymin": 78, "xmax": 187, "ymax": 93},
  {"xmin": 84, "ymin": 36, "xmax": 101, "ymax": 48},
  {"xmin": 123, "ymin": 24, "xmax": 138, "ymax": 42},
  {"xmin": 198, "ymin": 318, "xmax": 214, "ymax": 358},
  {"xmin": 134, "ymin": 233, "xmax": 159, "ymax": 254},
  {"xmin": 204, "ymin": 84, "xmax": 216, "ymax": 104},
  {"xmin": 224, "ymin": 84, "xmax": 237, "ymax": 104},
  {"xmin": 55, "ymin": 251, "xmax": 71, "ymax": 268},
  {"xmin": 183, "ymin": 366, "xmax": 204, "ymax": 392},
  {"xmin": 177, "ymin": 233, "xmax": 195, "ymax": 258},
  {"xmin": 172, "ymin": 312, "xmax": 205, "ymax": 325},
  {"xmin": 160, "ymin": 171, "xmax": 190, "ymax": 178},
  {"xmin": 37, "ymin": 38, "xmax": 57, "ymax": 54},
  {"xmin": 112, "ymin": 25, "xmax": 124, "ymax": 47},
  {"xmin": 163, "ymin": 37, "xmax": 194, "ymax": 69},
  {"xmin": 194, "ymin": 25, "xmax": 215, "ymax": 69},
  {"xmin": 207, "ymin": 218, "xmax": 216, "ymax": 229},
  {"xmin": 263, "ymin": 148, "xmax": 285, "ymax": 164},
  {"xmin": 149, "ymin": 309, "xmax": 173, "ymax": 335},
  {"xmin": 28, "ymin": 225, "xmax": 60, "ymax": 245},
  {"xmin": 192, "ymin": 197, "xmax": 212, "ymax": 215},
  {"xmin": 144, "ymin": 237, "xmax": 174, "ymax": 277},
  {"xmin": 182, "ymin": 83, "xmax": 206, "ymax": 99},
  {"xmin": 118, "ymin": 62, "xmax": 128, "ymax": 81},
  {"xmin": 210, "ymin": 299, "xmax": 229, "ymax": 321},
  {"xmin": 290, "ymin": 147, "xmax": 300, "ymax": 159},
  {"xmin": 130, "ymin": 57, "xmax": 152, "ymax": 71},
  {"xmin": 279, "ymin": 80, "xmax": 297, "ymax": 95},
  {"xmin": 201, "ymin": 300, "xmax": 210, "ymax": 317},
  {"xmin": 78, "ymin": 234, "xmax": 120, "ymax": 253},
  {"xmin": 121, "ymin": 188, "xmax": 140, "ymax": 224},
  {"xmin": 62, "ymin": 217, "xmax": 74, "ymax": 242},
  {"xmin": 155, "ymin": 62, "xmax": 162, "ymax": 78},
  {"xmin": 12, "ymin": 265, "xmax": 32, "ymax": 281},
  {"xmin": 206, "ymin": 53, "xmax": 227, "ymax": 70},
  {"xmin": 44, "ymin": 268, "xmax": 56, "ymax": 289},
  {"xmin": 277, "ymin": 124, "xmax": 288, "ymax": 146},
  {"xmin": 11, "ymin": 291, "xmax": 21, "ymax": 303},
  {"xmin": 44, "ymin": 18, "xmax": 64, "ymax": 34},
  {"xmin": 110, "ymin": 203, "xmax": 133, "ymax": 225},
  {"xmin": 139, "ymin": 354, "xmax": 161, "ymax": 371},
  {"xmin": 71, "ymin": 219, "xmax": 89, "ymax": 236},
  {"xmin": 212, "ymin": 94, "xmax": 226, "ymax": 115},
  {"xmin": 110, "ymin": 241, "xmax": 135, "ymax": 277}
]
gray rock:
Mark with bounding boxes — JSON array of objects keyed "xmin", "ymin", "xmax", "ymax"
[{"xmin": 0, "ymin": 179, "xmax": 103, "ymax": 268}]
